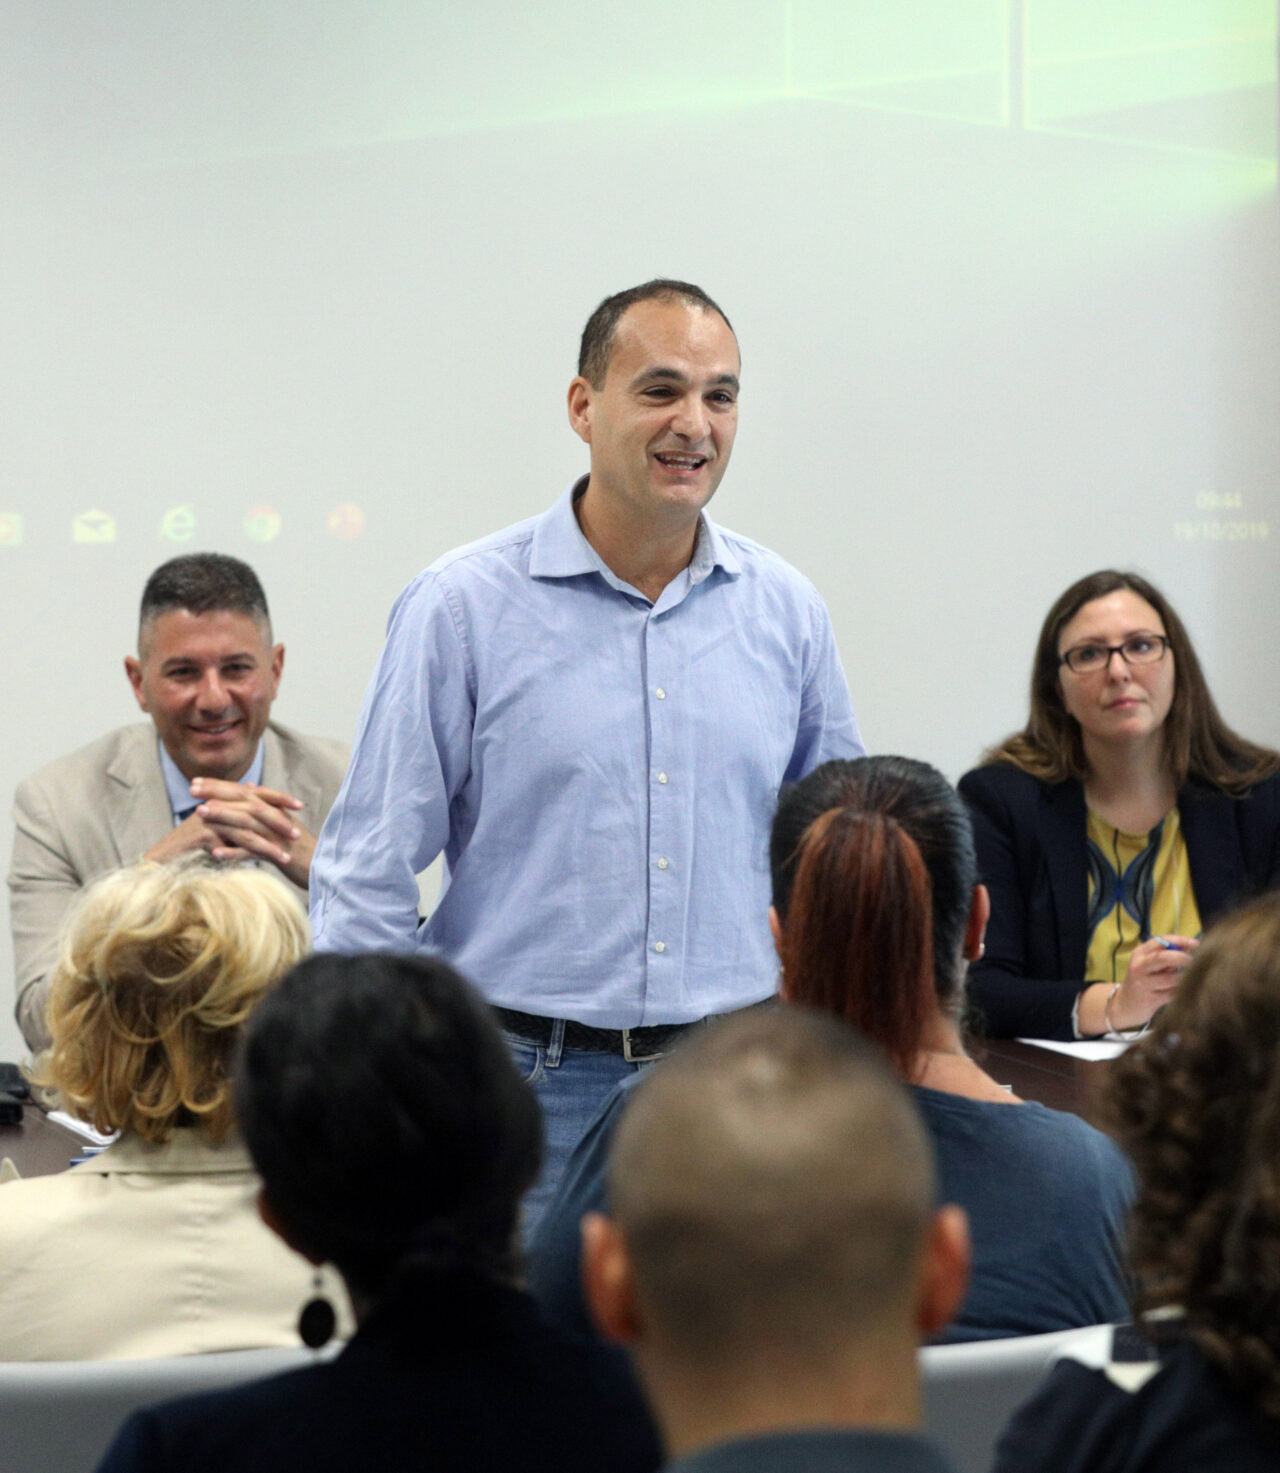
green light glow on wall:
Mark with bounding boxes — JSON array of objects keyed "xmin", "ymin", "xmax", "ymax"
[
  {"xmin": 30, "ymin": 3, "xmax": 1273, "ymax": 184},
  {"xmin": 782, "ymin": 1, "xmax": 1274, "ymax": 164}
]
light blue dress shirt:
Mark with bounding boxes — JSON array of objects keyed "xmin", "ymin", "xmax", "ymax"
[
  {"xmin": 159, "ymin": 739, "xmax": 264, "ymax": 823},
  {"xmin": 310, "ymin": 483, "xmax": 863, "ymax": 1027}
]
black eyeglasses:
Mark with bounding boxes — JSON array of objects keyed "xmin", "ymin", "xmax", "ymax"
[{"xmin": 1059, "ymin": 635, "xmax": 1171, "ymax": 675}]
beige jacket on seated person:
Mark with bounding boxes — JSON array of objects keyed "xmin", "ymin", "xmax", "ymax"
[{"xmin": 0, "ymin": 1130, "xmax": 352, "ymax": 1361}]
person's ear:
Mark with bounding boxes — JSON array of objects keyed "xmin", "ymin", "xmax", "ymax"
[
  {"xmin": 962, "ymin": 884, "xmax": 991, "ymax": 963},
  {"xmin": 915, "ymin": 1204, "xmax": 970, "ymax": 1339},
  {"xmin": 124, "ymin": 655, "xmax": 148, "ymax": 712},
  {"xmin": 567, "ymin": 377, "xmax": 594, "ymax": 445},
  {"xmin": 269, "ymin": 642, "xmax": 285, "ymax": 698},
  {"xmin": 581, "ymin": 1211, "xmax": 641, "ymax": 1346},
  {"xmin": 257, "ymin": 1186, "xmax": 324, "ymax": 1267}
]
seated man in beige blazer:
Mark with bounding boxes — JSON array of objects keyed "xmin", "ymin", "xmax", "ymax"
[{"xmin": 9, "ymin": 552, "xmax": 348, "ymax": 1051}]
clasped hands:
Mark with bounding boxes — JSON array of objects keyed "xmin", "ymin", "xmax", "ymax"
[{"xmin": 143, "ymin": 778, "xmax": 315, "ymax": 889}]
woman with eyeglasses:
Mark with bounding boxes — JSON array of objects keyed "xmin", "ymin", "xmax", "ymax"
[{"xmin": 959, "ymin": 570, "xmax": 1280, "ymax": 1041}]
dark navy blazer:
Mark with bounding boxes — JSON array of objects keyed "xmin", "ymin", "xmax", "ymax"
[{"xmin": 958, "ymin": 765, "xmax": 1280, "ymax": 1039}]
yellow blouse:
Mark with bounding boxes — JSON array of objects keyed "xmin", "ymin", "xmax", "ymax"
[{"xmin": 1085, "ymin": 806, "xmax": 1202, "ymax": 985}]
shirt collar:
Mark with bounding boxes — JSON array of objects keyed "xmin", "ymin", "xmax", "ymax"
[
  {"xmin": 529, "ymin": 477, "xmax": 741, "ymax": 587},
  {"xmin": 73, "ymin": 1129, "xmax": 257, "ymax": 1176},
  {"xmin": 159, "ymin": 737, "xmax": 265, "ymax": 822}
]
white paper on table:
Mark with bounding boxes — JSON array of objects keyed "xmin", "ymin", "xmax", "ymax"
[
  {"xmin": 1016, "ymin": 1037, "xmax": 1131, "ymax": 1062},
  {"xmin": 47, "ymin": 1111, "xmax": 118, "ymax": 1147}
]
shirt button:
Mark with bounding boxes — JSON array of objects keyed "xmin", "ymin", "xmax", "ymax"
[
  {"xmin": 657, "ymin": 857, "xmax": 669, "ymax": 870},
  {"xmin": 657, "ymin": 772, "xmax": 668, "ymax": 785},
  {"xmin": 654, "ymin": 941, "xmax": 666, "ymax": 953},
  {"xmin": 655, "ymin": 687, "xmax": 666, "ymax": 699}
]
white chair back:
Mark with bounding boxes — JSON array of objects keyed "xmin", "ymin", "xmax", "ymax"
[
  {"xmin": 919, "ymin": 1325, "xmax": 1107, "ymax": 1473},
  {"xmin": 0, "ymin": 1344, "xmax": 330, "ymax": 1473}
]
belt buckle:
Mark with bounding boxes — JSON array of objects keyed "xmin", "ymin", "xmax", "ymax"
[{"xmin": 621, "ymin": 1027, "xmax": 661, "ymax": 1064}]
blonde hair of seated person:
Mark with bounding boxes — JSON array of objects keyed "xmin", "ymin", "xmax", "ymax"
[{"xmin": 31, "ymin": 856, "xmax": 309, "ymax": 1143}]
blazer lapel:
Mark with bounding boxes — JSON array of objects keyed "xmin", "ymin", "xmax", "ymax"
[
  {"xmin": 1040, "ymin": 781, "xmax": 1090, "ymax": 977},
  {"xmin": 1180, "ymin": 779, "xmax": 1244, "ymax": 923},
  {"xmin": 104, "ymin": 727, "xmax": 174, "ymax": 865},
  {"xmin": 261, "ymin": 725, "xmax": 320, "ymax": 827}
]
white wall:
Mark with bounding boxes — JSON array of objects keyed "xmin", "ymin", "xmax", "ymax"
[{"xmin": 2, "ymin": 1, "xmax": 1277, "ymax": 1060}]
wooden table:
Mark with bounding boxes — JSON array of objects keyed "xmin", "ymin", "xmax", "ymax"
[
  {"xmin": 0, "ymin": 1039, "xmax": 1115, "ymax": 1180},
  {"xmin": 0, "ymin": 1103, "xmax": 88, "ymax": 1178},
  {"xmin": 972, "ymin": 1038, "xmax": 1115, "ymax": 1132}
]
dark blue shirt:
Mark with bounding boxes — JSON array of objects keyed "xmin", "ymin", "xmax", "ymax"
[
  {"xmin": 669, "ymin": 1428, "xmax": 955, "ymax": 1473},
  {"xmin": 527, "ymin": 1078, "xmax": 1133, "ymax": 1342}
]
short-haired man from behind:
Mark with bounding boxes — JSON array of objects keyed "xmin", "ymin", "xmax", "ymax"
[
  {"xmin": 583, "ymin": 1009, "xmax": 969, "ymax": 1473},
  {"xmin": 9, "ymin": 553, "xmax": 348, "ymax": 1051}
]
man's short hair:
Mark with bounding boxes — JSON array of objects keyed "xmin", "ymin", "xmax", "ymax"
[
  {"xmin": 139, "ymin": 553, "xmax": 271, "ymax": 643},
  {"xmin": 578, "ymin": 279, "xmax": 734, "ymax": 388},
  {"xmin": 607, "ymin": 1008, "xmax": 935, "ymax": 1363}
]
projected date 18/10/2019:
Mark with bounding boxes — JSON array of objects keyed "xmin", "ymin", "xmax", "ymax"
[{"xmin": 1173, "ymin": 520, "xmax": 1268, "ymax": 542}]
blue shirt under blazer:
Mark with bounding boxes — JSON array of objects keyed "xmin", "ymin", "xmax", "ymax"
[
  {"xmin": 310, "ymin": 481, "xmax": 862, "ymax": 1027},
  {"xmin": 958, "ymin": 765, "xmax": 1280, "ymax": 1039}
]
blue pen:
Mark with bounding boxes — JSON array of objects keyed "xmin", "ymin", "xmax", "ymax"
[
  {"xmin": 1154, "ymin": 936, "xmax": 1187, "ymax": 953},
  {"xmin": 68, "ymin": 1144, "xmax": 110, "ymax": 1167}
]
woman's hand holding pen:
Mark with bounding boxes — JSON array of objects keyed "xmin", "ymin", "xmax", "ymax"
[{"xmin": 1110, "ymin": 934, "xmax": 1200, "ymax": 1031}]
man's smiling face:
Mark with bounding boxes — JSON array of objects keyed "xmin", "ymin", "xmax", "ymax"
[
  {"xmin": 569, "ymin": 297, "xmax": 740, "ymax": 532},
  {"xmin": 125, "ymin": 608, "xmax": 283, "ymax": 781}
]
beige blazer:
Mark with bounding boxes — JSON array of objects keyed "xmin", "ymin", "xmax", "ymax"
[
  {"xmin": 0, "ymin": 1130, "xmax": 352, "ymax": 1361},
  {"xmin": 8, "ymin": 721, "xmax": 348, "ymax": 1051}
]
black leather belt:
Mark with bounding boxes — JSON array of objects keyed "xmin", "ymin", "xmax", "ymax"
[
  {"xmin": 494, "ymin": 1007, "xmax": 696, "ymax": 1063},
  {"xmin": 494, "ymin": 1000, "xmax": 773, "ymax": 1064}
]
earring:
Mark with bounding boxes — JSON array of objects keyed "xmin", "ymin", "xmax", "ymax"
[{"xmin": 297, "ymin": 1270, "xmax": 336, "ymax": 1350}]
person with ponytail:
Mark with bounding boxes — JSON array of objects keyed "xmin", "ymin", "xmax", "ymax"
[
  {"xmin": 769, "ymin": 756, "xmax": 1132, "ymax": 1341},
  {"xmin": 94, "ymin": 952, "xmax": 661, "ymax": 1473},
  {"xmin": 529, "ymin": 755, "xmax": 1133, "ymax": 1344}
]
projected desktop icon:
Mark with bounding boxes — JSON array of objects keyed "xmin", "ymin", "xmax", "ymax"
[
  {"xmin": 160, "ymin": 504, "xmax": 196, "ymax": 543},
  {"xmin": 326, "ymin": 503, "xmax": 365, "ymax": 541},
  {"xmin": 244, "ymin": 505, "xmax": 282, "ymax": 543},
  {"xmin": 72, "ymin": 509, "xmax": 116, "ymax": 544},
  {"xmin": 0, "ymin": 513, "xmax": 23, "ymax": 547}
]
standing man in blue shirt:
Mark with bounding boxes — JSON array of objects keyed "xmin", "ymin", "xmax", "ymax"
[{"xmin": 310, "ymin": 280, "xmax": 863, "ymax": 1224}]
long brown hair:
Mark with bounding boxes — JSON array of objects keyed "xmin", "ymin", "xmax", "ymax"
[
  {"xmin": 1107, "ymin": 891, "xmax": 1280, "ymax": 1420},
  {"xmin": 984, "ymin": 569, "xmax": 1279, "ymax": 793},
  {"xmin": 771, "ymin": 756, "xmax": 977, "ymax": 1081}
]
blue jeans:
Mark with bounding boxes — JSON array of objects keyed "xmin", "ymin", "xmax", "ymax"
[{"xmin": 504, "ymin": 1023, "xmax": 657, "ymax": 1242}]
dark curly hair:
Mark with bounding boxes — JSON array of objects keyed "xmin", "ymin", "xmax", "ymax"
[{"xmin": 1106, "ymin": 890, "xmax": 1280, "ymax": 1420}]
